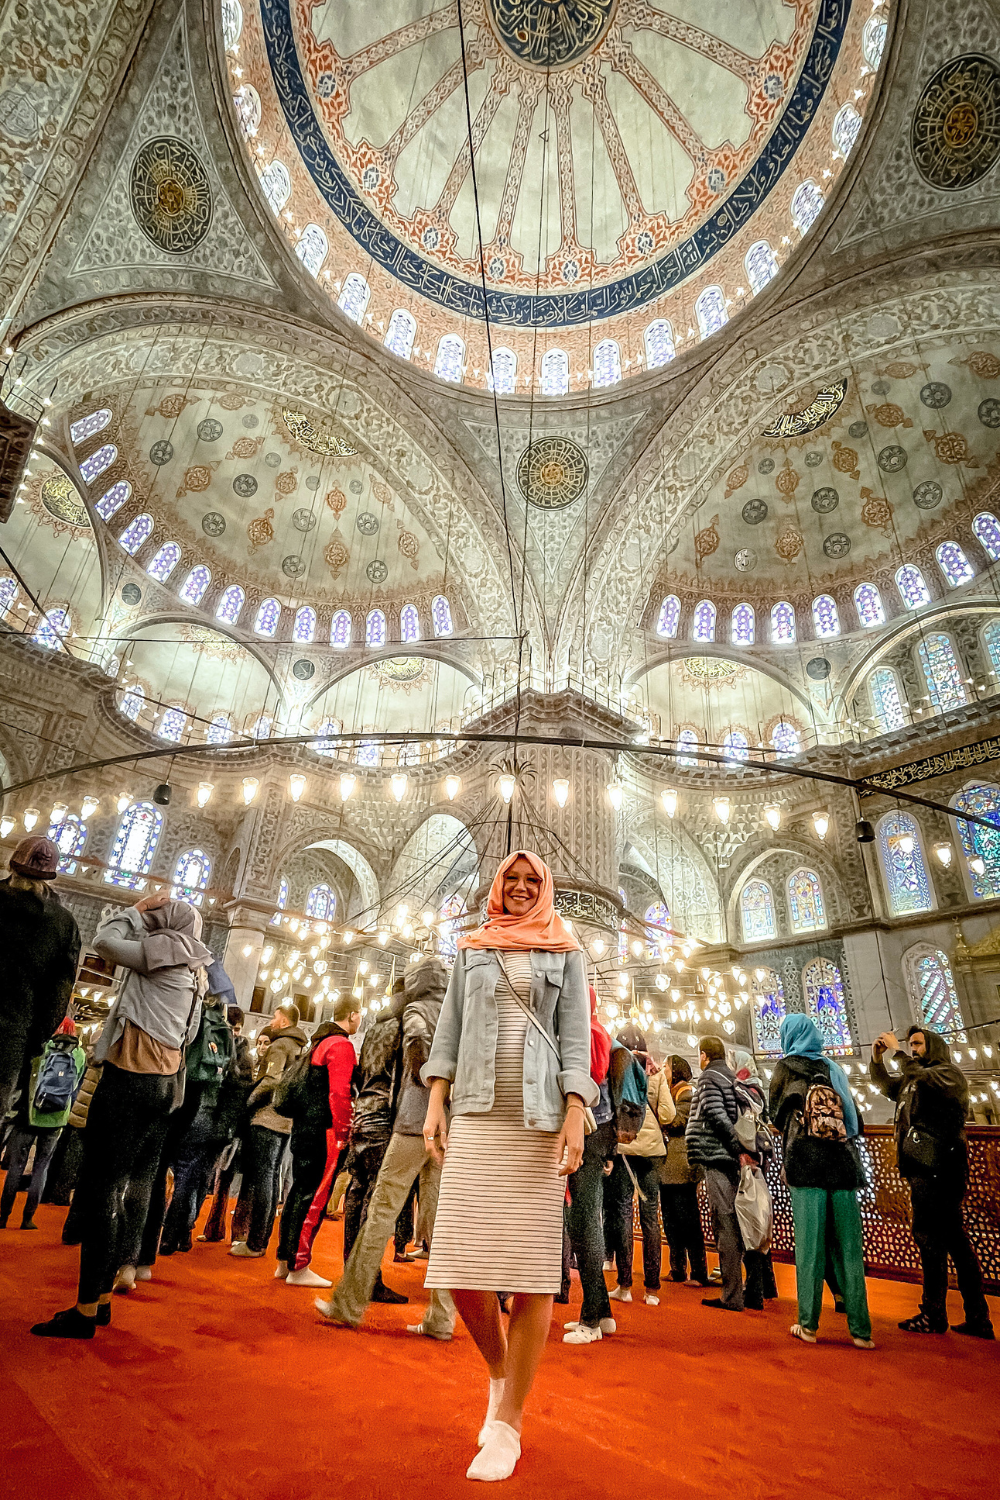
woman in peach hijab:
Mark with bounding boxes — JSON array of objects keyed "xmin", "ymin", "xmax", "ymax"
[{"xmin": 421, "ymin": 851, "xmax": 597, "ymax": 1482}]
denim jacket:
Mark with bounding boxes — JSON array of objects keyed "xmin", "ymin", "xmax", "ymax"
[{"xmin": 421, "ymin": 947, "xmax": 598, "ymax": 1132}]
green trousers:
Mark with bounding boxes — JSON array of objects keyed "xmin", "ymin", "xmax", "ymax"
[{"xmin": 789, "ymin": 1186, "xmax": 871, "ymax": 1340}]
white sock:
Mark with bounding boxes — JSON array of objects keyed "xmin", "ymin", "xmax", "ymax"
[
  {"xmin": 477, "ymin": 1377, "xmax": 505, "ymax": 1446},
  {"xmin": 467, "ymin": 1422, "xmax": 521, "ymax": 1482}
]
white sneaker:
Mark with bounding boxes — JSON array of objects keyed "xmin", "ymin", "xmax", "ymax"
[
  {"xmin": 286, "ymin": 1266, "xmax": 332, "ymax": 1288},
  {"xmin": 274, "ymin": 1261, "xmax": 289, "ymax": 1280},
  {"xmin": 644, "ymin": 1294, "xmax": 660, "ymax": 1306},
  {"xmin": 563, "ymin": 1317, "xmax": 616, "ymax": 1335},
  {"xmin": 609, "ymin": 1286, "xmax": 632, "ymax": 1303},
  {"xmin": 563, "ymin": 1324, "xmax": 603, "ymax": 1344}
]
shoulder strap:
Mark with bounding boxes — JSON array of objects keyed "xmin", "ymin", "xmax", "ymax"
[{"xmin": 497, "ymin": 953, "xmax": 561, "ymax": 1062}]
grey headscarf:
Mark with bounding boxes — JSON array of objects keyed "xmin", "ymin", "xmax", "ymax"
[{"xmin": 141, "ymin": 899, "xmax": 213, "ymax": 970}]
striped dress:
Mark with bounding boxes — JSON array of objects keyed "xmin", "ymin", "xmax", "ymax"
[{"xmin": 424, "ymin": 951, "xmax": 566, "ymax": 1294}]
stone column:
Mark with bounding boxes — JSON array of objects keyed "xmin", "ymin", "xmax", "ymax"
[{"xmin": 222, "ymin": 909, "xmax": 270, "ymax": 1008}]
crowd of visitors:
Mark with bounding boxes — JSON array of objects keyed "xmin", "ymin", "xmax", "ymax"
[{"xmin": 0, "ymin": 835, "xmax": 995, "ymax": 1484}]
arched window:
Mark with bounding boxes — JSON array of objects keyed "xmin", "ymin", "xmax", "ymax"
[
  {"xmin": 791, "ymin": 180, "xmax": 824, "ymax": 235},
  {"xmin": 206, "ymin": 713, "xmax": 234, "ymax": 745},
  {"xmin": 438, "ymin": 893, "xmax": 464, "ymax": 957},
  {"xmin": 216, "ymin": 585, "xmax": 245, "ymax": 624},
  {"xmin": 48, "ymin": 814, "xmax": 87, "ymax": 875},
  {"xmin": 731, "ymin": 602, "xmax": 755, "ymax": 644},
  {"xmin": 294, "ymin": 605, "xmax": 316, "ymax": 643},
  {"xmin": 233, "ymin": 83, "xmax": 261, "ymax": 135},
  {"xmin": 745, "ymin": 241, "xmax": 779, "ymax": 294},
  {"xmin": 330, "ymin": 608, "xmax": 352, "ymax": 647},
  {"xmin": 954, "ymin": 782, "xmax": 1000, "ymax": 899},
  {"xmin": 400, "ymin": 603, "xmax": 420, "ymax": 642},
  {"xmin": 722, "ymin": 729, "xmax": 750, "ymax": 763},
  {"xmin": 695, "ymin": 286, "xmax": 728, "ymax": 339},
  {"xmin": 295, "ymin": 224, "xmax": 328, "ymax": 277},
  {"xmin": 896, "ymin": 563, "xmax": 931, "ymax": 609},
  {"xmin": 905, "ymin": 946, "xmax": 967, "ymax": 1038},
  {"xmin": 259, "ymin": 160, "xmax": 291, "ymax": 214},
  {"xmin": 33, "ymin": 608, "xmax": 69, "ymax": 650},
  {"xmin": 692, "ymin": 600, "xmax": 716, "ymax": 642},
  {"xmin": 0, "ymin": 576, "xmax": 18, "ymax": 616},
  {"xmin": 676, "ymin": 728, "xmax": 699, "ymax": 766},
  {"xmin": 338, "ymin": 272, "xmax": 370, "ymax": 323},
  {"xmin": 119, "ymin": 513, "xmax": 153, "ymax": 555},
  {"xmin": 973, "ymin": 512, "xmax": 1000, "ymax": 561},
  {"xmin": 644, "ymin": 319, "xmax": 675, "ymax": 368},
  {"xmin": 936, "ymin": 540, "xmax": 975, "ymax": 587},
  {"xmin": 488, "ymin": 348, "xmax": 517, "ymax": 395},
  {"xmin": 312, "ymin": 717, "xmax": 342, "ymax": 756},
  {"xmin": 751, "ymin": 968, "xmax": 787, "ymax": 1055},
  {"xmin": 863, "ymin": 13, "xmax": 887, "ymax": 68},
  {"xmin": 854, "ymin": 581, "xmax": 885, "ymax": 628},
  {"xmin": 740, "ymin": 879, "xmax": 776, "ymax": 941},
  {"xmin": 157, "ymin": 706, "xmax": 187, "ymax": 742},
  {"xmin": 918, "ymin": 632, "xmax": 967, "ymax": 710},
  {"xmin": 770, "ymin": 720, "xmax": 800, "ymax": 757},
  {"xmin": 644, "ymin": 902, "xmax": 671, "ymax": 955},
  {"xmin": 118, "ymin": 685, "xmax": 145, "ymax": 721},
  {"xmin": 96, "ymin": 480, "xmax": 131, "ymax": 520},
  {"xmin": 70, "ymin": 409, "xmax": 112, "ymax": 446},
  {"xmin": 787, "ymin": 868, "xmax": 825, "ymax": 931},
  {"xmin": 146, "ymin": 542, "xmax": 181, "ymax": 582},
  {"xmin": 812, "ymin": 594, "xmax": 840, "ymax": 638},
  {"xmin": 432, "ymin": 595, "xmax": 453, "ymax": 637},
  {"xmin": 306, "ymin": 883, "xmax": 336, "ymax": 921},
  {"xmin": 656, "ymin": 595, "xmax": 680, "ymax": 638},
  {"xmin": 79, "ymin": 444, "xmax": 117, "ymax": 484},
  {"xmin": 802, "ymin": 957, "xmax": 853, "ymax": 1053},
  {"xmin": 434, "ymin": 334, "xmax": 464, "ymax": 383},
  {"xmin": 105, "ymin": 801, "xmax": 163, "ymax": 889},
  {"xmin": 983, "ymin": 619, "xmax": 1000, "ymax": 675},
  {"xmin": 833, "ymin": 102, "xmax": 862, "ymax": 157},
  {"xmin": 878, "ymin": 811, "xmax": 933, "ymax": 914},
  {"xmin": 384, "ymin": 309, "xmax": 416, "ymax": 360},
  {"xmin": 770, "ymin": 601, "xmax": 796, "ymax": 643},
  {"xmin": 541, "ymin": 349, "xmax": 569, "ymax": 395},
  {"xmin": 869, "ymin": 666, "xmax": 906, "ymax": 732},
  {"xmin": 271, "ymin": 874, "xmax": 289, "ymax": 924},
  {"xmin": 249, "ymin": 714, "xmax": 272, "ymax": 740},
  {"xmin": 222, "ymin": 0, "xmax": 243, "ymax": 48},
  {"xmin": 254, "ymin": 598, "xmax": 281, "ymax": 636},
  {"xmin": 179, "ymin": 565, "xmax": 211, "ymax": 606},
  {"xmin": 172, "ymin": 849, "xmax": 211, "ymax": 905},
  {"xmin": 593, "ymin": 339, "xmax": 621, "ymax": 387},
  {"xmin": 366, "ymin": 608, "xmax": 386, "ymax": 646}
]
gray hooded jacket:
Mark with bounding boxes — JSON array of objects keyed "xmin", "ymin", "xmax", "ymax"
[{"xmin": 394, "ymin": 955, "xmax": 447, "ymax": 1137}]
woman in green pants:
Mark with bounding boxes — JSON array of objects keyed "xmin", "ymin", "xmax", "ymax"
[{"xmin": 769, "ymin": 1014, "xmax": 874, "ymax": 1349}]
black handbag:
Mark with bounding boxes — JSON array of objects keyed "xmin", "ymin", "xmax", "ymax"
[{"xmin": 899, "ymin": 1125, "xmax": 949, "ymax": 1176}]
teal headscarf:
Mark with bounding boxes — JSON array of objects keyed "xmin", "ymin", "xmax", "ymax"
[{"xmin": 779, "ymin": 1013, "xmax": 859, "ymax": 1137}]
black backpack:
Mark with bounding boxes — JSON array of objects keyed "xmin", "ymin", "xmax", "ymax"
[
  {"xmin": 272, "ymin": 1040, "xmax": 331, "ymax": 1129},
  {"xmin": 185, "ymin": 1004, "xmax": 235, "ymax": 1088}
]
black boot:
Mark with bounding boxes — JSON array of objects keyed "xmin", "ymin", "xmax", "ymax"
[{"xmin": 31, "ymin": 1307, "xmax": 96, "ymax": 1340}]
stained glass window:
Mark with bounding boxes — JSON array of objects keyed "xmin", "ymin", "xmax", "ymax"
[
  {"xmin": 400, "ymin": 603, "xmax": 420, "ymax": 642},
  {"xmin": 271, "ymin": 874, "xmax": 288, "ymax": 923},
  {"xmin": 644, "ymin": 902, "xmax": 671, "ymax": 955},
  {"xmin": 863, "ymin": 14, "xmax": 887, "ymax": 68},
  {"xmin": 222, "ymin": 0, "xmax": 243, "ymax": 50},
  {"xmin": 432, "ymin": 595, "xmax": 453, "ymax": 637},
  {"xmin": 49, "ymin": 814, "xmax": 86, "ymax": 875},
  {"xmin": 541, "ymin": 349, "xmax": 569, "ymax": 395},
  {"xmin": 731, "ymin": 602, "xmax": 755, "ymax": 644},
  {"xmin": 593, "ymin": 339, "xmax": 622, "ymax": 387},
  {"xmin": 745, "ymin": 241, "xmax": 779, "ymax": 294},
  {"xmin": 356, "ymin": 739, "xmax": 379, "ymax": 766},
  {"xmin": 954, "ymin": 782, "xmax": 1000, "ymax": 899},
  {"xmin": 79, "ymin": 444, "xmax": 117, "ymax": 483},
  {"xmin": 695, "ymin": 286, "xmax": 728, "ymax": 339},
  {"xmin": 104, "ymin": 801, "xmax": 163, "ymax": 889},
  {"xmin": 802, "ymin": 958, "xmax": 853, "ymax": 1053},
  {"xmin": 791, "ymin": 180, "xmax": 824, "ymax": 235},
  {"xmin": 723, "ymin": 729, "xmax": 750, "ymax": 763},
  {"xmin": 771, "ymin": 720, "xmax": 801, "ymax": 757},
  {"xmin": 936, "ymin": 540, "xmax": 975, "ymax": 587},
  {"xmin": 179, "ymin": 566, "xmax": 211, "ymax": 606},
  {"xmin": 0, "ymin": 576, "xmax": 17, "ymax": 616},
  {"xmin": 983, "ymin": 620, "xmax": 1000, "ymax": 676},
  {"xmin": 254, "ymin": 598, "xmax": 281, "ymax": 636},
  {"xmin": 896, "ymin": 563, "xmax": 930, "ymax": 609},
  {"xmin": 854, "ymin": 581, "xmax": 885, "ymax": 628},
  {"xmin": 146, "ymin": 542, "xmax": 181, "ymax": 582},
  {"xmin": 907, "ymin": 947, "xmax": 967, "ymax": 1038},
  {"xmin": 70, "ymin": 409, "xmax": 111, "ymax": 446},
  {"xmin": 158, "ymin": 706, "xmax": 186, "ymax": 742},
  {"xmin": 489, "ymin": 348, "xmax": 517, "ymax": 395},
  {"xmin": 438, "ymin": 893, "xmax": 464, "ymax": 957},
  {"xmin": 96, "ymin": 481, "xmax": 131, "ymax": 521},
  {"xmin": 312, "ymin": 716, "xmax": 341, "ymax": 756},
  {"xmin": 812, "ymin": 594, "xmax": 840, "ymax": 638},
  {"xmin": 833, "ymin": 103, "xmax": 862, "ymax": 157},
  {"xmin": 294, "ymin": 605, "xmax": 316, "ymax": 644},
  {"xmin": 172, "ymin": 849, "xmax": 211, "ymax": 905},
  {"xmin": 770, "ymin": 601, "xmax": 796, "ymax": 643},
  {"xmin": 119, "ymin": 513, "xmax": 153, "ymax": 554},
  {"xmin": 656, "ymin": 595, "xmax": 680, "ymax": 638},
  {"xmin": 118, "ymin": 685, "xmax": 145, "ymax": 721},
  {"xmin": 644, "ymin": 319, "xmax": 675, "ymax": 368},
  {"xmin": 869, "ymin": 666, "xmax": 905, "ymax": 732},
  {"xmin": 306, "ymin": 883, "xmax": 336, "ymax": 921},
  {"xmin": 434, "ymin": 334, "xmax": 464, "ymax": 383},
  {"xmin": 751, "ymin": 968, "xmax": 786, "ymax": 1055},
  {"xmin": 692, "ymin": 600, "xmax": 716, "ymax": 642},
  {"xmin": 330, "ymin": 609, "xmax": 352, "ymax": 646},
  {"xmin": 32, "ymin": 608, "xmax": 69, "ymax": 650},
  {"xmin": 973, "ymin": 512, "xmax": 1000, "ymax": 561},
  {"xmin": 260, "ymin": 160, "xmax": 290, "ymax": 213},
  {"xmin": 366, "ymin": 609, "xmax": 386, "ymax": 646},
  {"xmin": 206, "ymin": 713, "xmax": 234, "ymax": 745},
  {"xmin": 338, "ymin": 272, "xmax": 370, "ymax": 323},
  {"xmin": 740, "ymin": 879, "xmax": 776, "ymax": 941},
  {"xmin": 296, "ymin": 224, "xmax": 328, "ymax": 277},
  {"xmin": 878, "ymin": 811, "xmax": 933, "ymax": 913},
  {"xmin": 788, "ymin": 868, "xmax": 825, "ymax": 931},
  {"xmin": 216, "ymin": 585, "xmax": 245, "ymax": 624},
  {"xmin": 384, "ymin": 309, "xmax": 416, "ymax": 360},
  {"xmin": 249, "ymin": 714, "xmax": 272, "ymax": 740},
  {"xmin": 233, "ymin": 84, "xmax": 261, "ymax": 135},
  {"xmin": 918, "ymin": 632, "xmax": 967, "ymax": 710},
  {"xmin": 676, "ymin": 728, "xmax": 699, "ymax": 767}
]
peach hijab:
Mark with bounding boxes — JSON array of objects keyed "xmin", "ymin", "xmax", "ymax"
[{"xmin": 458, "ymin": 850, "xmax": 581, "ymax": 953}]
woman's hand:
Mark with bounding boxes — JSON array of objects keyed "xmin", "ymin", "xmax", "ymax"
[
  {"xmin": 422, "ymin": 1079, "xmax": 450, "ymax": 1165},
  {"xmin": 557, "ymin": 1097, "xmax": 586, "ymax": 1177}
]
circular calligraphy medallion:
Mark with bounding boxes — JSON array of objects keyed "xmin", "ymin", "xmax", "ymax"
[
  {"xmin": 811, "ymin": 487, "xmax": 839, "ymax": 513},
  {"xmin": 484, "ymin": 0, "xmax": 619, "ymax": 71},
  {"xmin": 201, "ymin": 511, "xmax": 226, "ymax": 537},
  {"xmin": 516, "ymin": 436, "xmax": 589, "ymax": 509},
  {"xmin": 366, "ymin": 558, "xmax": 389, "ymax": 583},
  {"xmin": 130, "ymin": 137, "xmax": 212, "ymax": 251},
  {"xmin": 911, "ymin": 55, "xmax": 1000, "ymax": 190}
]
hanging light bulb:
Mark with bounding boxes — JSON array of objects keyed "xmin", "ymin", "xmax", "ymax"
[
  {"xmin": 196, "ymin": 782, "xmax": 214, "ymax": 809},
  {"xmin": 288, "ymin": 773, "xmax": 307, "ymax": 803},
  {"xmin": 49, "ymin": 802, "xmax": 68, "ymax": 826},
  {"xmin": 242, "ymin": 777, "xmax": 259, "ymax": 805},
  {"xmin": 813, "ymin": 811, "xmax": 830, "ymax": 840},
  {"xmin": 630, "ymin": 939, "xmax": 644, "ymax": 957},
  {"xmin": 552, "ymin": 778, "xmax": 570, "ymax": 808},
  {"xmin": 358, "ymin": 961, "xmax": 369, "ymax": 976},
  {"xmin": 340, "ymin": 773, "xmax": 356, "ymax": 802},
  {"xmin": 764, "ymin": 804, "xmax": 781, "ymax": 831},
  {"xmin": 377, "ymin": 929, "xmax": 389, "ymax": 945},
  {"xmin": 661, "ymin": 788, "xmax": 677, "ymax": 818},
  {"xmin": 0, "ymin": 815, "xmax": 14, "ymax": 838},
  {"xmin": 242, "ymin": 943, "xmax": 253, "ymax": 958},
  {"xmin": 343, "ymin": 930, "xmax": 355, "ymax": 945},
  {"xmin": 713, "ymin": 796, "xmax": 730, "ymax": 824},
  {"xmin": 655, "ymin": 973, "xmax": 667, "ymax": 991},
  {"xmin": 444, "ymin": 774, "xmax": 461, "ymax": 800},
  {"xmin": 498, "ymin": 773, "xmax": 516, "ymax": 803},
  {"xmin": 390, "ymin": 773, "xmax": 408, "ymax": 802},
  {"xmin": 80, "ymin": 795, "xmax": 100, "ymax": 820},
  {"xmin": 934, "ymin": 842, "xmax": 953, "ymax": 867},
  {"xmin": 607, "ymin": 782, "xmax": 623, "ymax": 812},
  {"xmin": 592, "ymin": 938, "xmax": 606, "ymax": 956},
  {"xmin": 897, "ymin": 831, "xmax": 915, "ymax": 855},
  {"xmin": 22, "ymin": 808, "xmax": 39, "ymax": 831},
  {"xmin": 116, "ymin": 792, "xmax": 131, "ymax": 813},
  {"xmin": 970, "ymin": 855, "xmax": 986, "ymax": 876},
  {"xmin": 755, "ymin": 967, "xmax": 766, "ymax": 982}
]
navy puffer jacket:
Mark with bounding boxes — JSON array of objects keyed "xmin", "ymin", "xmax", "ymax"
[{"xmin": 685, "ymin": 1058, "xmax": 742, "ymax": 1173}]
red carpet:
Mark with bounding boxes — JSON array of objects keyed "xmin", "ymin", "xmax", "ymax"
[{"xmin": 1, "ymin": 1206, "xmax": 997, "ymax": 1500}]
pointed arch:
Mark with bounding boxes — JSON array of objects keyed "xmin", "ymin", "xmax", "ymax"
[
  {"xmin": 903, "ymin": 944, "xmax": 967, "ymax": 1037},
  {"xmin": 802, "ymin": 957, "xmax": 852, "ymax": 1053},
  {"xmin": 877, "ymin": 810, "xmax": 933, "ymax": 914},
  {"xmin": 740, "ymin": 879, "xmax": 775, "ymax": 941},
  {"xmin": 787, "ymin": 868, "xmax": 825, "ymax": 931}
]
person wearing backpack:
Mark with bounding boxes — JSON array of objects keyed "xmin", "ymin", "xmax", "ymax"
[
  {"xmin": 733, "ymin": 1049, "xmax": 778, "ymax": 1310},
  {"xmin": 562, "ymin": 987, "xmax": 617, "ymax": 1345},
  {"xmin": 769, "ymin": 1013, "xmax": 874, "ymax": 1349},
  {"xmin": 605, "ymin": 1044, "xmax": 667, "ymax": 1305},
  {"xmin": 685, "ymin": 1036, "xmax": 756, "ymax": 1312},
  {"xmin": 1, "ymin": 1018, "xmax": 85, "ymax": 1229},
  {"xmin": 230, "ymin": 1003, "xmax": 308, "ymax": 1259},
  {"xmin": 657, "ymin": 1056, "xmax": 710, "ymax": 1287}
]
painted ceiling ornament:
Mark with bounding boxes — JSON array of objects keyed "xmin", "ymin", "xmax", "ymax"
[
  {"xmin": 977, "ymin": 398, "xmax": 1000, "ymax": 429},
  {"xmin": 694, "ymin": 515, "xmax": 720, "ymax": 561},
  {"xmin": 775, "ymin": 525, "xmax": 804, "ymax": 562},
  {"xmin": 860, "ymin": 487, "xmax": 894, "ymax": 537},
  {"xmin": 742, "ymin": 497, "xmax": 768, "ymax": 525},
  {"xmin": 911, "ymin": 54, "xmax": 1000, "ymax": 190},
  {"xmin": 281, "ymin": 407, "xmax": 358, "ymax": 458},
  {"xmin": 774, "ymin": 460, "xmax": 801, "ymax": 501},
  {"xmin": 378, "ymin": 656, "xmax": 427, "ymax": 686},
  {"xmin": 912, "ymin": 480, "xmax": 943, "ymax": 509},
  {"xmin": 822, "ymin": 532, "xmax": 851, "ymax": 558},
  {"xmin": 325, "ymin": 487, "xmax": 347, "ymax": 518},
  {"xmin": 877, "ymin": 361, "xmax": 920, "ymax": 380},
  {"xmin": 397, "ymin": 524, "xmax": 420, "ymax": 570},
  {"xmin": 367, "ymin": 558, "xmax": 389, "ymax": 584},
  {"xmin": 247, "ymin": 507, "xmax": 275, "ymax": 553},
  {"xmin": 724, "ymin": 464, "xmax": 748, "ymax": 498},
  {"xmin": 176, "ymin": 463, "xmax": 217, "ymax": 498},
  {"xmin": 233, "ymin": 473, "xmax": 258, "ymax": 497},
  {"xmin": 202, "ymin": 511, "xmax": 226, "ymax": 537},
  {"xmin": 954, "ymin": 350, "xmax": 1000, "ymax": 379},
  {"xmin": 197, "ymin": 418, "xmax": 224, "ymax": 441},
  {"xmin": 219, "ymin": 393, "xmax": 249, "ymax": 410},
  {"xmin": 182, "ymin": 624, "xmax": 246, "ymax": 661},
  {"xmin": 923, "ymin": 429, "xmax": 979, "ymax": 465},
  {"xmin": 516, "ymin": 436, "xmax": 589, "ymax": 509},
  {"xmin": 761, "ymin": 379, "xmax": 848, "ymax": 438},
  {"xmin": 282, "ymin": 553, "xmax": 307, "ymax": 578},
  {"xmin": 129, "ymin": 137, "xmax": 212, "ymax": 252},
  {"xmin": 146, "ymin": 394, "xmax": 194, "ymax": 420},
  {"xmin": 40, "ymin": 473, "xmax": 90, "ymax": 530},
  {"xmin": 371, "ymin": 479, "xmax": 396, "ymax": 511},
  {"xmin": 811, "ymin": 486, "xmax": 839, "ymax": 513},
  {"xmin": 324, "ymin": 534, "xmax": 350, "ymax": 579},
  {"xmin": 485, "ymin": 0, "xmax": 617, "ymax": 69},
  {"xmin": 866, "ymin": 402, "xmax": 912, "ymax": 428},
  {"xmin": 734, "ymin": 548, "xmax": 757, "ymax": 572},
  {"xmin": 275, "ymin": 469, "xmax": 298, "ymax": 495},
  {"xmin": 227, "ymin": 436, "xmax": 261, "ymax": 460},
  {"xmin": 681, "ymin": 657, "xmax": 744, "ymax": 688},
  {"xmin": 830, "ymin": 442, "xmax": 860, "ymax": 480},
  {"xmin": 292, "ymin": 508, "xmax": 317, "ymax": 532}
]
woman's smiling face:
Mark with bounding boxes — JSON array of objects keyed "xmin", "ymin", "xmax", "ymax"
[{"xmin": 502, "ymin": 856, "xmax": 541, "ymax": 916}]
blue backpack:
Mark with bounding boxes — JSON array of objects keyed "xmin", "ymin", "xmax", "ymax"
[
  {"xmin": 611, "ymin": 1041, "xmax": 649, "ymax": 1138},
  {"xmin": 33, "ymin": 1039, "xmax": 80, "ymax": 1116}
]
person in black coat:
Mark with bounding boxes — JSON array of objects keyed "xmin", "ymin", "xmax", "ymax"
[
  {"xmin": 685, "ymin": 1036, "xmax": 755, "ymax": 1312},
  {"xmin": 871, "ymin": 1024, "xmax": 993, "ymax": 1339},
  {"xmin": 0, "ymin": 838, "xmax": 81, "ymax": 1120}
]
